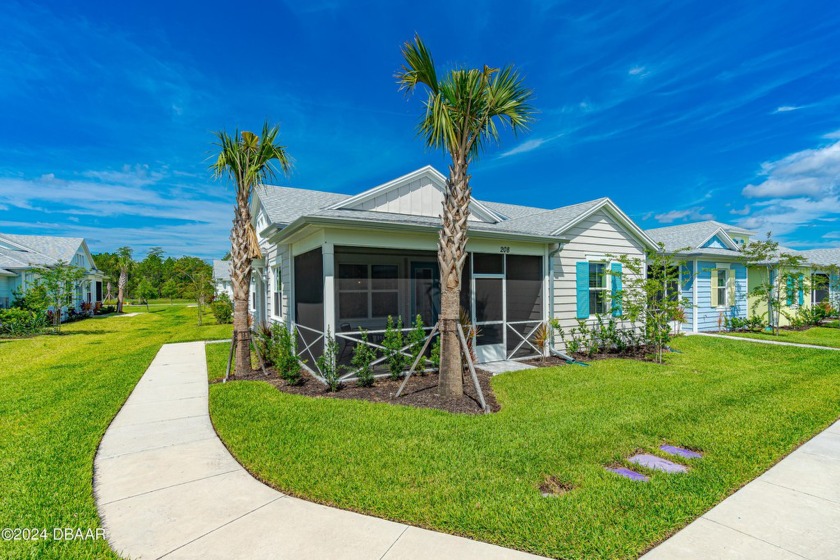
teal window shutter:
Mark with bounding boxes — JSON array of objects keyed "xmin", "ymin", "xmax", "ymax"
[
  {"xmin": 798, "ymin": 273, "xmax": 804, "ymax": 306},
  {"xmin": 610, "ymin": 262, "xmax": 623, "ymax": 317},
  {"xmin": 576, "ymin": 262, "xmax": 589, "ymax": 319},
  {"xmin": 786, "ymin": 275, "xmax": 793, "ymax": 306}
]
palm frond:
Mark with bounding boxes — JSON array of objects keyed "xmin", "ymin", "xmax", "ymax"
[{"xmin": 396, "ymin": 34, "xmax": 439, "ymax": 95}]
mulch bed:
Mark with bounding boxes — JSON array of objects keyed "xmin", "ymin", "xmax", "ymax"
[{"xmin": 219, "ymin": 367, "xmax": 500, "ymax": 414}]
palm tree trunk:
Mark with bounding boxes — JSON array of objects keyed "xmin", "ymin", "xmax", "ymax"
[
  {"xmin": 116, "ymin": 270, "xmax": 127, "ymax": 313},
  {"xmin": 230, "ymin": 209, "xmax": 253, "ymax": 377},
  {"xmin": 437, "ymin": 159, "xmax": 470, "ymax": 397}
]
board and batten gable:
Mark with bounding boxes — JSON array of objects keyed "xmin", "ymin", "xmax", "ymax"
[
  {"xmin": 336, "ymin": 167, "xmax": 501, "ymax": 223},
  {"xmin": 551, "ymin": 208, "xmax": 647, "ymax": 345}
]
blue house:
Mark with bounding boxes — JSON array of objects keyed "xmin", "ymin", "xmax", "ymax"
[{"xmin": 646, "ymin": 221, "xmax": 752, "ymax": 333}]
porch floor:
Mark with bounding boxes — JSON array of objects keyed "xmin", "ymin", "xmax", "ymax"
[{"xmin": 480, "ymin": 360, "xmax": 536, "ymax": 376}]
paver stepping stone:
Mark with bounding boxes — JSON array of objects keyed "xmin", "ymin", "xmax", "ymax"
[
  {"xmin": 660, "ymin": 444, "xmax": 702, "ymax": 459},
  {"xmin": 629, "ymin": 453, "xmax": 688, "ymax": 473},
  {"xmin": 606, "ymin": 467, "xmax": 649, "ymax": 481}
]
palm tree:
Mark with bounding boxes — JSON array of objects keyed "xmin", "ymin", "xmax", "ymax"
[
  {"xmin": 396, "ymin": 35, "xmax": 534, "ymax": 397},
  {"xmin": 212, "ymin": 123, "xmax": 291, "ymax": 377},
  {"xmin": 115, "ymin": 246, "xmax": 133, "ymax": 313}
]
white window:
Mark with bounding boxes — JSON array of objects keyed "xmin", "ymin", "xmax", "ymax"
[
  {"xmin": 272, "ymin": 266, "xmax": 282, "ymax": 317},
  {"xmin": 717, "ymin": 269, "xmax": 727, "ymax": 307},
  {"xmin": 589, "ymin": 262, "xmax": 608, "ymax": 315},
  {"xmin": 338, "ymin": 263, "xmax": 399, "ymax": 320}
]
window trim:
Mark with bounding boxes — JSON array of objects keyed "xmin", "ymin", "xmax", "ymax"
[
  {"xmin": 714, "ymin": 267, "xmax": 729, "ymax": 308},
  {"xmin": 272, "ymin": 265, "xmax": 282, "ymax": 318},
  {"xmin": 588, "ymin": 261, "xmax": 610, "ymax": 317}
]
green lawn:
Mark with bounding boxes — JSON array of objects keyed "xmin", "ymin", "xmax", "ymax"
[
  {"xmin": 208, "ymin": 337, "xmax": 840, "ymax": 560},
  {"xmin": 726, "ymin": 326, "xmax": 840, "ymax": 348},
  {"xmin": 0, "ymin": 306, "xmax": 231, "ymax": 559}
]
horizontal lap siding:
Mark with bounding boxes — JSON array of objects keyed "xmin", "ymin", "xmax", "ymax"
[
  {"xmin": 694, "ymin": 261, "xmax": 748, "ymax": 332},
  {"xmin": 552, "ymin": 211, "xmax": 646, "ymax": 349},
  {"xmin": 264, "ymin": 244, "xmax": 292, "ymax": 328}
]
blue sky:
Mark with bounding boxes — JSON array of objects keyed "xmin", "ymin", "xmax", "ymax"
[{"xmin": 1, "ymin": 0, "xmax": 839, "ymax": 258}]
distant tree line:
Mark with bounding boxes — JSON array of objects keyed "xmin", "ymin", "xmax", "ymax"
[{"xmin": 92, "ymin": 247, "xmax": 216, "ymax": 304}]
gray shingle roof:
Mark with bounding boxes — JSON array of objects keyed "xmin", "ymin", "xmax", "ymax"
[
  {"xmin": 306, "ymin": 207, "xmax": 551, "ymax": 238},
  {"xmin": 0, "ymin": 233, "xmax": 85, "ymax": 269},
  {"xmin": 255, "ymin": 185, "xmax": 349, "ymax": 225},
  {"xmin": 213, "ymin": 259, "xmax": 231, "ymax": 281},
  {"xmin": 492, "ymin": 198, "xmax": 608, "ymax": 236},
  {"xmin": 799, "ymin": 248, "xmax": 840, "ymax": 266},
  {"xmin": 480, "ymin": 200, "xmax": 548, "ymax": 220},
  {"xmin": 645, "ymin": 221, "xmax": 742, "ymax": 254},
  {"xmin": 254, "ymin": 176, "xmax": 613, "ymax": 241}
]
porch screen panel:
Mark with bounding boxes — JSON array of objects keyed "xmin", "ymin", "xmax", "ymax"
[
  {"xmin": 505, "ymin": 255, "xmax": 543, "ymax": 358},
  {"xmin": 294, "ymin": 248, "xmax": 324, "ymax": 364}
]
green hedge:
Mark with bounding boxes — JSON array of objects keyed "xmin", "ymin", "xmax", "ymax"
[{"xmin": 0, "ymin": 308, "xmax": 48, "ymax": 337}]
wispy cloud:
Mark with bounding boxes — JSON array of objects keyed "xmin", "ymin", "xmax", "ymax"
[
  {"xmin": 653, "ymin": 207, "xmax": 714, "ymax": 224},
  {"xmin": 729, "ymin": 205, "xmax": 751, "ymax": 215},
  {"xmin": 773, "ymin": 105, "xmax": 803, "ymax": 113},
  {"xmin": 737, "ymin": 137, "xmax": 840, "ymax": 237},
  {"xmin": 742, "ymin": 141, "xmax": 840, "ymax": 198},
  {"xmin": 0, "ymin": 165, "xmax": 232, "ymax": 257},
  {"xmin": 499, "ymin": 138, "xmax": 550, "ymax": 158}
]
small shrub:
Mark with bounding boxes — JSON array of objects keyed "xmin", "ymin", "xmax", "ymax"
[
  {"xmin": 273, "ymin": 323, "xmax": 303, "ymax": 385},
  {"xmin": 382, "ymin": 316, "xmax": 406, "ymax": 380},
  {"xmin": 253, "ymin": 323, "xmax": 275, "ymax": 366},
  {"xmin": 211, "ymin": 293, "xmax": 233, "ymax": 324},
  {"xmin": 725, "ymin": 316, "xmax": 749, "ymax": 332},
  {"xmin": 531, "ymin": 322, "xmax": 551, "ymax": 364},
  {"xmin": 317, "ymin": 328, "xmax": 341, "ymax": 392},
  {"xmin": 0, "ymin": 308, "xmax": 47, "ymax": 337},
  {"xmin": 799, "ymin": 305, "xmax": 827, "ymax": 326},
  {"xmin": 429, "ymin": 335, "xmax": 441, "ymax": 369},
  {"xmin": 351, "ymin": 329, "xmax": 377, "ymax": 387},
  {"xmin": 407, "ymin": 315, "xmax": 428, "ymax": 374}
]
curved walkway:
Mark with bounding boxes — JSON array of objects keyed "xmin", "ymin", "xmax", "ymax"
[{"xmin": 94, "ymin": 342, "xmax": 545, "ymax": 560}]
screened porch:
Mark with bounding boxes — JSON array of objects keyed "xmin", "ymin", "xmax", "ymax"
[{"xmin": 291, "ymin": 246, "xmax": 546, "ymax": 378}]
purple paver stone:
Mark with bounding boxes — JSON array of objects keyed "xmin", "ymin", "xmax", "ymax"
[
  {"xmin": 660, "ymin": 444, "xmax": 703, "ymax": 459},
  {"xmin": 628, "ymin": 453, "xmax": 688, "ymax": 473},
  {"xmin": 606, "ymin": 467, "xmax": 649, "ymax": 482}
]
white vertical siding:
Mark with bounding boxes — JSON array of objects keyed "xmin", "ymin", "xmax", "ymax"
[{"xmin": 353, "ymin": 177, "xmax": 481, "ymax": 221}]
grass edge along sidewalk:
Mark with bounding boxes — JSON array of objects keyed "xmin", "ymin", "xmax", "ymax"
[{"xmin": 0, "ymin": 306, "xmax": 231, "ymax": 559}]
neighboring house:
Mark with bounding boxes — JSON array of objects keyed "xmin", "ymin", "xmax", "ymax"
[
  {"xmin": 800, "ymin": 248, "xmax": 840, "ymax": 310},
  {"xmin": 745, "ymin": 246, "xmax": 814, "ymax": 328},
  {"xmin": 646, "ymin": 221, "xmax": 752, "ymax": 332},
  {"xmin": 248, "ymin": 166, "xmax": 655, "ymax": 366},
  {"xmin": 0, "ymin": 233, "xmax": 104, "ymax": 314},
  {"xmin": 213, "ymin": 259, "xmax": 233, "ymax": 300}
]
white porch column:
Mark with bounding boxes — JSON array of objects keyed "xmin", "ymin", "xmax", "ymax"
[{"xmin": 322, "ymin": 242, "xmax": 336, "ymax": 337}]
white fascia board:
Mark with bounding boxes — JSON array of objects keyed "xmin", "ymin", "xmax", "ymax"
[
  {"xmin": 698, "ymin": 228, "xmax": 741, "ymax": 251},
  {"xmin": 324, "ymin": 165, "xmax": 505, "ymax": 224},
  {"xmin": 551, "ymin": 198, "xmax": 659, "ymax": 251}
]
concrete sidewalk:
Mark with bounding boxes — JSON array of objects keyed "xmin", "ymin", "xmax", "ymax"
[
  {"xmin": 94, "ymin": 342, "xmax": 545, "ymax": 560},
  {"xmin": 643, "ymin": 418, "xmax": 840, "ymax": 560}
]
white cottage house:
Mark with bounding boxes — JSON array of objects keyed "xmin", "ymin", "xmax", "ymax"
[
  {"xmin": 248, "ymin": 166, "xmax": 656, "ymax": 367},
  {"xmin": 0, "ymin": 233, "xmax": 104, "ymax": 314},
  {"xmin": 213, "ymin": 259, "xmax": 233, "ymax": 300}
]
